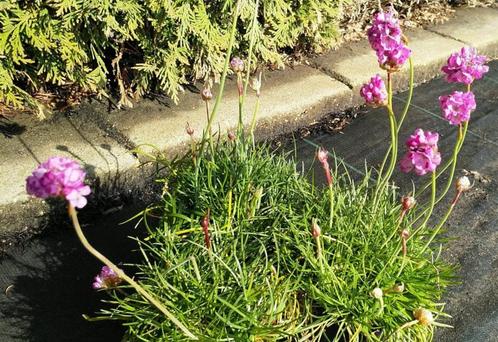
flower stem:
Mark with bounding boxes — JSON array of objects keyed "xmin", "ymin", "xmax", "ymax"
[
  {"xmin": 375, "ymin": 72, "xmax": 397, "ymax": 205},
  {"xmin": 67, "ymin": 205, "xmax": 197, "ymax": 340},
  {"xmin": 420, "ymin": 190, "xmax": 462, "ymax": 254},
  {"xmin": 250, "ymin": 96, "xmax": 260, "ymax": 146},
  {"xmin": 397, "ymin": 57, "xmax": 414, "ymax": 130},
  {"xmin": 199, "ymin": 1, "xmax": 241, "ymax": 157},
  {"xmin": 328, "ymin": 183, "xmax": 334, "ymax": 229},
  {"xmin": 410, "ymin": 171, "xmax": 436, "ymax": 238}
]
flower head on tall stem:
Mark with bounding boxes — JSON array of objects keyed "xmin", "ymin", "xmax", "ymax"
[
  {"xmin": 452, "ymin": 175, "xmax": 472, "ymax": 206},
  {"xmin": 377, "ymin": 44, "xmax": 411, "ymax": 72},
  {"xmin": 360, "ymin": 74, "xmax": 388, "ymax": 107},
  {"xmin": 201, "ymin": 87, "xmax": 213, "ymax": 102},
  {"xmin": 456, "ymin": 175, "xmax": 471, "ymax": 193},
  {"xmin": 230, "ymin": 57, "xmax": 244, "ymax": 73},
  {"xmin": 317, "ymin": 148, "xmax": 333, "ymax": 186},
  {"xmin": 368, "ymin": 10, "xmax": 402, "ymax": 51},
  {"xmin": 92, "ymin": 266, "xmax": 122, "ymax": 290},
  {"xmin": 401, "ymin": 196, "xmax": 416, "ymax": 211},
  {"xmin": 439, "ymin": 91, "xmax": 476, "ymax": 126},
  {"xmin": 400, "ymin": 129, "xmax": 441, "ymax": 176},
  {"xmin": 367, "ymin": 8, "xmax": 411, "ymax": 71},
  {"xmin": 26, "ymin": 157, "xmax": 91, "ymax": 208},
  {"xmin": 186, "ymin": 122, "xmax": 195, "ymax": 137},
  {"xmin": 400, "ymin": 196, "xmax": 416, "ymax": 222},
  {"xmin": 442, "ymin": 47, "xmax": 489, "ymax": 84}
]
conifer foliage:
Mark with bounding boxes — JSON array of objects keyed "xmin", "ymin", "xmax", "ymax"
[{"xmin": 0, "ymin": 0, "xmax": 342, "ymax": 113}]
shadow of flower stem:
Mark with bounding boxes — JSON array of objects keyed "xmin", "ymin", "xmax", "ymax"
[{"xmin": 67, "ymin": 204, "xmax": 198, "ymax": 340}]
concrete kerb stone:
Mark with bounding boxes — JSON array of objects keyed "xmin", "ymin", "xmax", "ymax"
[
  {"xmin": 99, "ymin": 65, "xmax": 353, "ymax": 159},
  {"xmin": 0, "ymin": 108, "xmax": 139, "ymax": 238},
  {"xmin": 427, "ymin": 7, "xmax": 498, "ymax": 59},
  {"xmin": 311, "ymin": 29, "xmax": 464, "ymax": 106}
]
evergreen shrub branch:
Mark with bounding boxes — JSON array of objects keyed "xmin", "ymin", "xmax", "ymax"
[{"xmin": 0, "ymin": 0, "xmax": 342, "ymax": 113}]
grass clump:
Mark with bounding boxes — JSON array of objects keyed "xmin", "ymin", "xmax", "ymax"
[
  {"xmin": 94, "ymin": 140, "xmax": 453, "ymax": 341},
  {"xmin": 86, "ymin": 4, "xmax": 476, "ymax": 340}
]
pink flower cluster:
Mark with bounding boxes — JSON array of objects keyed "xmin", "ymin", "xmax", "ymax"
[
  {"xmin": 92, "ymin": 266, "xmax": 122, "ymax": 290},
  {"xmin": 400, "ymin": 129, "xmax": 441, "ymax": 176},
  {"xmin": 439, "ymin": 91, "xmax": 476, "ymax": 126},
  {"xmin": 367, "ymin": 9, "xmax": 411, "ymax": 71},
  {"xmin": 441, "ymin": 47, "xmax": 489, "ymax": 84},
  {"xmin": 26, "ymin": 157, "xmax": 91, "ymax": 208},
  {"xmin": 360, "ymin": 74, "xmax": 388, "ymax": 106}
]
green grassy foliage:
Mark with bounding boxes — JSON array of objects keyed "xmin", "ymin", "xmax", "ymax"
[
  {"xmin": 0, "ymin": 0, "xmax": 341, "ymax": 112},
  {"xmin": 95, "ymin": 141, "xmax": 454, "ymax": 341}
]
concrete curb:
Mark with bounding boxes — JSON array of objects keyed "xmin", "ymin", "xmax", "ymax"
[{"xmin": 1, "ymin": 7, "xmax": 498, "ymax": 239}]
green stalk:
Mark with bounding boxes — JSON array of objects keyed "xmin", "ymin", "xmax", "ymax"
[
  {"xmin": 250, "ymin": 96, "xmax": 260, "ymax": 146},
  {"xmin": 420, "ymin": 190, "xmax": 462, "ymax": 254},
  {"xmin": 328, "ymin": 183, "xmax": 334, "ymax": 229},
  {"xmin": 397, "ymin": 58, "xmax": 414, "ymax": 130},
  {"xmin": 375, "ymin": 72, "xmax": 398, "ymax": 201},
  {"xmin": 377, "ymin": 58, "xmax": 413, "ymax": 182},
  {"xmin": 238, "ymin": 0, "xmax": 260, "ymax": 139},
  {"xmin": 383, "ymin": 106, "xmax": 398, "ymax": 184},
  {"xmin": 68, "ymin": 205, "xmax": 197, "ymax": 340},
  {"xmin": 199, "ymin": 1, "xmax": 241, "ymax": 157},
  {"xmin": 411, "ymin": 171, "xmax": 436, "ymax": 238},
  {"xmin": 242, "ymin": 0, "xmax": 260, "ymax": 101}
]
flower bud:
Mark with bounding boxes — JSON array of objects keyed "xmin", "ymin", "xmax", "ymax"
[
  {"xmin": 230, "ymin": 57, "xmax": 244, "ymax": 73},
  {"xmin": 391, "ymin": 282, "xmax": 405, "ymax": 293},
  {"xmin": 186, "ymin": 123, "xmax": 194, "ymax": 136},
  {"xmin": 228, "ymin": 131, "xmax": 236, "ymax": 141},
  {"xmin": 317, "ymin": 148, "xmax": 328, "ymax": 164},
  {"xmin": 311, "ymin": 221, "xmax": 321, "ymax": 238},
  {"xmin": 250, "ymin": 72, "xmax": 262, "ymax": 96},
  {"xmin": 201, "ymin": 87, "xmax": 213, "ymax": 101},
  {"xmin": 401, "ymin": 196, "xmax": 416, "ymax": 211},
  {"xmin": 201, "ymin": 210, "xmax": 211, "ymax": 250},
  {"xmin": 400, "ymin": 229, "xmax": 410, "ymax": 239},
  {"xmin": 413, "ymin": 308, "xmax": 434, "ymax": 326},
  {"xmin": 456, "ymin": 176, "xmax": 471, "ymax": 192},
  {"xmin": 371, "ymin": 287, "xmax": 383, "ymax": 299}
]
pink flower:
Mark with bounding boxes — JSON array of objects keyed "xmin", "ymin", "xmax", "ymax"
[
  {"xmin": 400, "ymin": 129, "xmax": 441, "ymax": 176},
  {"xmin": 367, "ymin": 9, "xmax": 411, "ymax": 71},
  {"xmin": 377, "ymin": 44, "xmax": 411, "ymax": 71},
  {"xmin": 360, "ymin": 74, "xmax": 388, "ymax": 106},
  {"xmin": 92, "ymin": 266, "xmax": 122, "ymax": 290},
  {"xmin": 26, "ymin": 157, "xmax": 91, "ymax": 208},
  {"xmin": 367, "ymin": 10, "xmax": 402, "ymax": 51},
  {"xmin": 439, "ymin": 91, "xmax": 476, "ymax": 125},
  {"xmin": 442, "ymin": 47, "xmax": 489, "ymax": 84}
]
